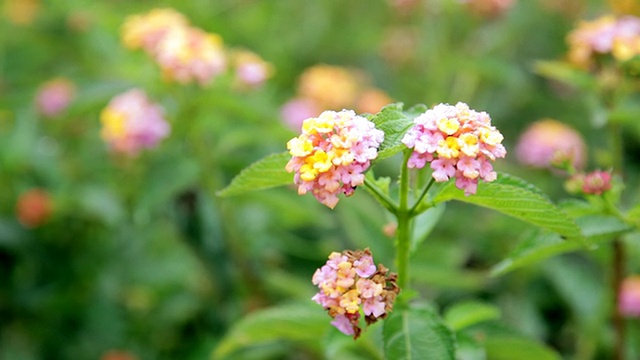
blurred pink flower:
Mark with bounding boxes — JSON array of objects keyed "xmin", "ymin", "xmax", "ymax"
[
  {"xmin": 232, "ymin": 50, "xmax": 273, "ymax": 89},
  {"xmin": 280, "ymin": 97, "xmax": 320, "ymax": 131},
  {"xmin": 35, "ymin": 78, "xmax": 76, "ymax": 118},
  {"xmin": 355, "ymin": 88, "xmax": 393, "ymax": 115},
  {"xmin": 462, "ymin": 0, "xmax": 515, "ymax": 18},
  {"xmin": 515, "ymin": 119, "xmax": 586, "ymax": 170},
  {"xmin": 121, "ymin": 8, "xmax": 189, "ymax": 52},
  {"xmin": 619, "ymin": 276, "xmax": 640, "ymax": 317},
  {"xmin": 121, "ymin": 8, "xmax": 227, "ymax": 86},
  {"xmin": 297, "ymin": 64, "xmax": 360, "ymax": 110},
  {"xmin": 567, "ymin": 15, "xmax": 640, "ymax": 69},
  {"xmin": 154, "ymin": 26, "xmax": 227, "ymax": 86},
  {"xmin": 100, "ymin": 89, "xmax": 170, "ymax": 155}
]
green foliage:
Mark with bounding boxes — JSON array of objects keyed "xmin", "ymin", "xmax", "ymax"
[
  {"xmin": 434, "ymin": 173, "xmax": 585, "ymax": 242},
  {"xmin": 383, "ymin": 305, "xmax": 456, "ymax": 360},
  {"xmin": 211, "ymin": 303, "xmax": 327, "ymax": 360},
  {"xmin": 444, "ymin": 301, "xmax": 501, "ymax": 332},
  {"xmin": 216, "ymin": 152, "xmax": 291, "ymax": 197},
  {"xmin": 369, "ymin": 103, "xmax": 420, "ymax": 161}
]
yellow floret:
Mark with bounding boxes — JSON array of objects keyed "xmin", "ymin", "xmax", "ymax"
[
  {"xmin": 341, "ymin": 289, "xmax": 361, "ymax": 314},
  {"xmin": 437, "ymin": 117, "xmax": 460, "ymax": 135},
  {"xmin": 287, "ymin": 136, "xmax": 313, "ymax": 157},
  {"xmin": 479, "ymin": 127, "xmax": 504, "ymax": 146},
  {"xmin": 100, "ymin": 108, "xmax": 127, "ymax": 139},
  {"xmin": 459, "ymin": 133, "xmax": 479, "ymax": 157},
  {"xmin": 437, "ymin": 136, "xmax": 460, "ymax": 159}
]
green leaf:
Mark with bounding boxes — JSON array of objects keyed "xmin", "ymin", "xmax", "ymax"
[
  {"xmin": 491, "ymin": 215, "xmax": 632, "ymax": 276},
  {"xmin": 491, "ymin": 230, "xmax": 575, "ymax": 276},
  {"xmin": 433, "ymin": 173, "xmax": 584, "ymax": 242},
  {"xmin": 217, "ymin": 152, "xmax": 292, "ymax": 197},
  {"xmin": 411, "ymin": 203, "xmax": 446, "ymax": 253},
  {"xmin": 383, "ymin": 305, "xmax": 456, "ymax": 360},
  {"xmin": 444, "ymin": 301, "xmax": 501, "ymax": 332},
  {"xmin": 370, "ymin": 103, "xmax": 415, "ymax": 161},
  {"xmin": 484, "ymin": 336, "xmax": 562, "ymax": 360},
  {"xmin": 211, "ymin": 302, "xmax": 327, "ymax": 360},
  {"xmin": 533, "ymin": 60, "xmax": 597, "ymax": 91}
]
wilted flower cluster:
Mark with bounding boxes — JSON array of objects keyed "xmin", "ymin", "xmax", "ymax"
[
  {"xmin": 567, "ymin": 15, "xmax": 640, "ymax": 69},
  {"xmin": 35, "ymin": 77, "xmax": 76, "ymax": 118},
  {"xmin": 121, "ymin": 8, "xmax": 272, "ymax": 88},
  {"xmin": 100, "ymin": 89, "xmax": 170, "ymax": 155},
  {"xmin": 619, "ymin": 276, "xmax": 640, "ymax": 318},
  {"xmin": 402, "ymin": 102, "xmax": 506, "ymax": 195},
  {"xmin": 312, "ymin": 249, "xmax": 399, "ymax": 339},
  {"xmin": 515, "ymin": 119, "xmax": 586, "ymax": 171},
  {"xmin": 281, "ymin": 64, "xmax": 392, "ymax": 130},
  {"xmin": 285, "ymin": 110, "xmax": 384, "ymax": 209}
]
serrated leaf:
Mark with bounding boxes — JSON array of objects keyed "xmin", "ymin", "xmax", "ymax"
[
  {"xmin": 576, "ymin": 215, "xmax": 633, "ymax": 240},
  {"xmin": 444, "ymin": 301, "xmax": 501, "ymax": 332},
  {"xmin": 433, "ymin": 173, "xmax": 584, "ymax": 242},
  {"xmin": 491, "ymin": 230, "xmax": 575, "ymax": 276},
  {"xmin": 211, "ymin": 302, "xmax": 327, "ymax": 360},
  {"xmin": 370, "ymin": 103, "xmax": 415, "ymax": 161},
  {"xmin": 383, "ymin": 305, "xmax": 456, "ymax": 360},
  {"xmin": 491, "ymin": 215, "xmax": 632, "ymax": 276},
  {"xmin": 217, "ymin": 152, "xmax": 292, "ymax": 197}
]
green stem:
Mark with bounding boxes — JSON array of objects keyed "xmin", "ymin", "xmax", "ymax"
[
  {"xmin": 363, "ymin": 178, "xmax": 399, "ymax": 214},
  {"xmin": 409, "ymin": 177, "xmax": 436, "ymax": 216},
  {"xmin": 395, "ymin": 151, "xmax": 412, "ymax": 293}
]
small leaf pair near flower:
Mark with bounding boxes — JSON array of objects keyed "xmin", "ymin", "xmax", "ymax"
[{"xmin": 312, "ymin": 248, "xmax": 399, "ymax": 339}]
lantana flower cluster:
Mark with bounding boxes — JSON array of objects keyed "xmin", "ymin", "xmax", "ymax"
[
  {"xmin": 312, "ymin": 249, "xmax": 399, "ymax": 339},
  {"xmin": 567, "ymin": 15, "xmax": 640, "ymax": 69},
  {"xmin": 281, "ymin": 64, "xmax": 392, "ymax": 130},
  {"xmin": 121, "ymin": 8, "xmax": 225, "ymax": 86},
  {"xmin": 100, "ymin": 89, "xmax": 170, "ymax": 155},
  {"xmin": 565, "ymin": 169, "xmax": 613, "ymax": 196},
  {"xmin": 121, "ymin": 8, "xmax": 272, "ymax": 88},
  {"xmin": 285, "ymin": 110, "xmax": 384, "ymax": 209},
  {"xmin": 402, "ymin": 102, "xmax": 506, "ymax": 195}
]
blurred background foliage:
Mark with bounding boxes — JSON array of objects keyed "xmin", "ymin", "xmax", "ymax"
[{"xmin": 1, "ymin": 0, "xmax": 640, "ymax": 359}]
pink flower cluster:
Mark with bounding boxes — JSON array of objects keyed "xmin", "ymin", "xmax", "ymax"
[
  {"xmin": 35, "ymin": 78, "xmax": 76, "ymax": 118},
  {"xmin": 285, "ymin": 110, "xmax": 384, "ymax": 209},
  {"xmin": 100, "ymin": 89, "xmax": 170, "ymax": 155},
  {"xmin": 620, "ymin": 276, "xmax": 640, "ymax": 318},
  {"xmin": 312, "ymin": 249, "xmax": 399, "ymax": 339},
  {"xmin": 402, "ymin": 102, "xmax": 506, "ymax": 195},
  {"xmin": 121, "ymin": 8, "xmax": 226, "ymax": 86},
  {"xmin": 567, "ymin": 15, "xmax": 640, "ymax": 69},
  {"xmin": 565, "ymin": 169, "xmax": 613, "ymax": 196},
  {"xmin": 281, "ymin": 64, "xmax": 392, "ymax": 130},
  {"xmin": 515, "ymin": 119, "xmax": 586, "ymax": 171}
]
